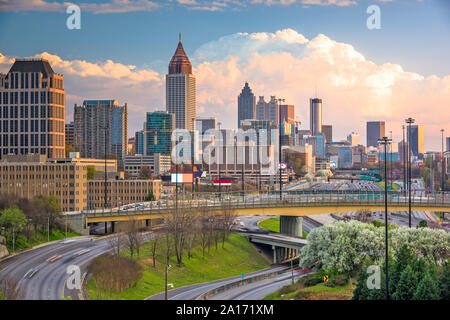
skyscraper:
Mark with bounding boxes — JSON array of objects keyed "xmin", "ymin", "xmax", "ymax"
[
  {"xmin": 0, "ymin": 58, "xmax": 65, "ymax": 159},
  {"xmin": 347, "ymin": 131, "xmax": 360, "ymax": 146},
  {"xmin": 279, "ymin": 104, "xmax": 295, "ymax": 124},
  {"xmin": 366, "ymin": 121, "xmax": 385, "ymax": 148},
  {"xmin": 74, "ymin": 100, "xmax": 128, "ymax": 165},
  {"xmin": 407, "ymin": 124, "xmax": 424, "ymax": 157},
  {"xmin": 322, "ymin": 125, "xmax": 333, "ymax": 143},
  {"xmin": 238, "ymin": 82, "xmax": 256, "ymax": 128},
  {"xmin": 310, "ymin": 98, "xmax": 322, "ymax": 136},
  {"xmin": 256, "ymin": 96, "xmax": 280, "ymax": 125},
  {"xmin": 144, "ymin": 111, "xmax": 175, "ymax": 156},
  {"xmin": 166, "ymin": 34, "xmax": 196, "ymax": 131},
  {"xmin": 196, "ymin": 117, "xmax": 217, "ymax": 133}
]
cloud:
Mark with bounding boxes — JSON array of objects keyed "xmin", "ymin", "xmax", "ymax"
[
  {"xmin": 1, "ymin": 28, "xmax": 448, "ymax": 150},
  {"xmin": 0, "ymin": 0, "xmax": 162, "ymax": 14},
  {"xmin": 0, "ymin": 0, "xmax": 388, "ymax": 13}
]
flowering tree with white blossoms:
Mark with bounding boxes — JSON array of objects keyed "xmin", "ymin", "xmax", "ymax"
[{"xmin": 299, "ymin": 220, "xmax": 450, "ymax": 274}]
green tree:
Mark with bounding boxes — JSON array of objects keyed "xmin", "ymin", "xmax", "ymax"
[
  {"xmin": 390, "ymin": 245, "xmax": 413, "ymax": 295},
  {"xmin": 418, "ymin": 220, "xmax": 428, "ymax": 228},
  {"xmin": 438, "ymin": 260, "xmax": 449, "ymax": 300},
  {"xmin": 145, "ymin": 190, "xmax": 155, "ymax": 202},
  {"xmin": 392, "ymin": 265, "xmax": 417, "ymax": 300},
  {"xmin": 413, "ymin": 272, "xmax": 440, "ymax": 300},
  {"xmin": 0, "ymin": 207, "xmax": 27, "ymax": 233}
]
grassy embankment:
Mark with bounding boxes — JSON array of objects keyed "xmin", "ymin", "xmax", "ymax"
[
  {"xmin": 376, "ymin": 181, "xmax": 401, "ymax": 191},
  {"xmin": 258, "ymin": 218, "xmax": 308, "ymax": 238},
  {"xmin": 263, "ymin": 273, "xmax": 356, "ymax": 300},
  {"xmin": 88, "ymin": 233, "xmax": 270, "ymax": 300},
  {"xmin": 5, "ymin": 229, "xmax": 80, "ymax": 252}
]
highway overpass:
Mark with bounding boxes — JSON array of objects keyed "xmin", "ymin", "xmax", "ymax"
[{"xmin": 64, "ymin": 190, "xmax": 450, "ymax": 235}]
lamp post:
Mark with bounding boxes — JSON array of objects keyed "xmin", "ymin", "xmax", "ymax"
[
  {"xmin": 276, "ymin": 98, "xmax": 285, "ymax": 201},
  {"xmin": 218, "ymin": 122, "xmax": 222, "ymax": 199},
  {"xmin": 405, "ymin": 118, "xmax": 415, "ymax": 228},
  {"xmin": 378, "ymin": 136, "xmax": 392, "ymax": 301},
  {"xmin": 402, "ymin": 125, "xmax": 406, "ymax": 193},
  {"xmin": 441, "ymin": 129, "xmax": 445, "ymax": 191}
]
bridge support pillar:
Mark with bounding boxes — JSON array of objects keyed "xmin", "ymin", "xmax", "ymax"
[
  {"xmin": 111, "ymin": 221, "xmax": 115, "ymax": 233},
  {"xmin": 280, "ymin": 216, "xmax": 303, "ymax": 237},
  {"xmin": 272, "ymin": 245, "xmax": 277, "ymax": 264},
  {"xmin": 105, "ymin": 222, "xmax": 108, "ymax": 234},
  {"xmin": 146, "ymin": 219, "xmax": 151, "ymax": 228}
]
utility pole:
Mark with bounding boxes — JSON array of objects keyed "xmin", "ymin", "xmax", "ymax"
[
  {"xmin": 378, "ymin": 136, "xmax": 392, "ymax": 301},
  {"xmin": 405, "ymin": 118, "xmax": 415, "ymax": 228},
  {"xmin": 218, "ymin": 122, "xmax": 222, "ymax": 199},
  {"xmin": 441, "ymin": 129, "xmax": 445, "ymax": 191},
  {"xmin": 402, "ymin": 125, "xmax": 406, "ymax": 193},
  {"xmin": 276, "ymin": 98, "xmax": 285, "ymax": 201}
]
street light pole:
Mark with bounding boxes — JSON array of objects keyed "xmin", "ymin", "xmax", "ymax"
[
  {"xmin": 441, "ymin": 129, "xmax": 445, "ymax": 191},
  {"xmin": 402, "ymin": 125, "xmax": 406, "ymax": 193},
  {"xmin": 378, "ymin": 136, "xmax": 392, "ymax": 301},
  {"xmin": 218, "ymin": 122, "xmax": 222, "ymax": 199},
  {"xmin": 276, "ymin": 98, "xmax": 285, "ymax": 201},
  {"xmin": 405, "ymin": 118, "xmax": 415, "ymax": 228}
]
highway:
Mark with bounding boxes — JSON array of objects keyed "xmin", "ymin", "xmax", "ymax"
[
  {"xmin": 147, "ymin": 265, "xmax": 290, "ymax": 300},
  {"xmin": 0, "ymin": 234, "xmax": 154, "ymax": 300}
]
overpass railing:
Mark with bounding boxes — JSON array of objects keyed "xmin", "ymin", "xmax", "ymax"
[{"xmin": 83, "ymin": 191, "xmax": 450, "ymax": 218}]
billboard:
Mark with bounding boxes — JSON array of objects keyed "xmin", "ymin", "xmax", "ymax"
[
  {"xmin": 213, "ymin": 179, "xmax": 232, "ymax": 186},
  {"xmin": 171, "ymin": 173, "xmax": 193, "ymax": 184}
]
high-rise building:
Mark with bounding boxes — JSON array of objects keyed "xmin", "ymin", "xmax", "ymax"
[
  {"xmin": 196, "ymin": 117, "xmax": 217, "ymax": 133},
  {"xmin": 366, "ymin": 121, "xmax": 385, "ymax": 148},
  {"xmin": 135, "ymin": 130, "xmax": 144, "ymax": 155},
  {"xmin": 144, "ymin": 111, "xmax": 175, "ymax": 156},
  {"xmin": 279, "ymin": 104, "xmax": 295, "ymax": 124},
  {"xmin": 445, "ymin": 137, "xmax": 450, "ymax": 152},
  {"xmin": 0, "ymin": 58, "xmax": 65, "ymax": 159},
  {"xmin": 166, "ymin": 34, "xmax": 196, "ymax": 131},
  {"xmin": 407, "ymin": 124, "xmax": 424, "ymax": 157},
  {"xmin": 338, "ymin": 146, "xmax": 353, "ymax": 168},
  {"xmin": 310, "ymin": 98, "xmax": 322, "ymax": 136},
  {"xmin": 347, "ymin": 131, "xmax": 360, "ymax": 146},
  {"xmin": 322, "ymin": 125, "xmax": 332, "ymax": 143},
  {"xmin": 65, "ymin": 121, "xmax": 74, "ymax": 147},
  {"xmin": 74, "ymin": 100, "xmax": 128, "ymax": 165},
  {"xmin": 237, "ymin": 82, "xmax": 256, "ymax": 128},
  {"xmin": 256, "ymin": 96, "xmax": 280, "ymax": 125}
]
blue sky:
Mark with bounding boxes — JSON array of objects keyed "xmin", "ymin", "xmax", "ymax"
[
  {"xmin": 0, "ymin": 0, "xmax": 449, "ymax": 150},
  {"xmin": 1, "ymin": 0, "xmax": 449, "ymax": 76}
]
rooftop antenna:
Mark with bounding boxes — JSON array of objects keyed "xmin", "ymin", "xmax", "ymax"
[{"xmin": 179, "ymin": 32, "xmax": 182, "ymax": 42}]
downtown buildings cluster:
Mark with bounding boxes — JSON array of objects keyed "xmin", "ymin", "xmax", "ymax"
[{"xmin": 0, "ymin": 36, "xmax": 449, "ymax": 213}]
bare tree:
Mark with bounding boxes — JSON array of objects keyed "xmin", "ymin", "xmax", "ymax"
[
  {"xmin": 354, "ymin": 209, "xmax": 373, "ymax": 223},
  {"xmin": 220, "ymin": 202, "xmax": 237, "ymax": 248},
  {"xmin": 124, "ymin": 219, "xmax": 144, "ymax": 258},
  {"xmin": 108, "ymin": 233, "xmax": 126, "ymax": 256}
]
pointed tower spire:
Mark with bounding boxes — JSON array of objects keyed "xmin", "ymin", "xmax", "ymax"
[{"xmin": 169, "ymin": 34, "xmax": 192, "ymax": 74}]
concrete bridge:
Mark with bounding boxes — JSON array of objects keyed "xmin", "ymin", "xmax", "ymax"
[{"xmin": 65, "ymin": 190, "xmax": 450, "ymax": 236}]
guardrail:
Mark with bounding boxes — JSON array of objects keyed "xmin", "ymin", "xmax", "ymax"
[{"xmin": 77, "ymin": 191, "xmax": 450, "ymax": 218}]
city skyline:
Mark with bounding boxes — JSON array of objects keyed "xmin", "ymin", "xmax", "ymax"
[{"xmin": 0, "ymin": 1, "xmax": 448, "ymax": 151}]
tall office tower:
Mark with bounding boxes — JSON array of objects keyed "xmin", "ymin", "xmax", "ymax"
[
  {"xmin": 279, "ymin": 104, "xmax": 295, "ymax": 124},
  {"xmin": 74, "ymin": 100, "xmax": 128, "ymax": 164},
  {"xmin": 445, "ymin": 137, "xmax": 450, "ymax": 152},
  {"xmin": 407, "ymin": 124, "xmax": 424, "ymax": 157},
  {"xmin": 366, "ymin": 121, "xmax": 385, "ymax": 148},
  {"xmin": 0, "ymin": 58, "xmax": 65, "ymax": 159},
  {"xmin": 166, "ymin": 34, "xmax": 196, "ymax": 131},
  {"xmin": 196, "ymin": 117, "xmax": 217, "ymax": 133},
  {"xmin": 256, "ymin": 96, "xmax": 280, "ymax": 125},
  {"xmin": 322, "ymin": 125, "xmax": 332, "ymax": 143},
  {"xmin": 144, "ymin": 111, "xmax": 175, "ymax": 155},
  {"xmin": 135, "ymin": 130, "xmax": 144, "ymax": 155},
  {"xmin": 310, "ymin": 98, "xmax": 322, "ymax": 136},
  {"xmin": 65, "ymin": 121, "xmax": 75, "ymax": 147},
  {"xmin": 347, "ymin": 131, "xmax": 360, "ymax": 146},
  {"xmin": 237, "ymin": 82, "xmax": 256, "ymax": 128}
]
